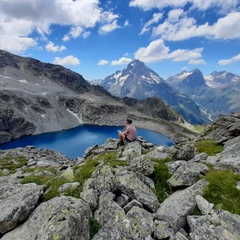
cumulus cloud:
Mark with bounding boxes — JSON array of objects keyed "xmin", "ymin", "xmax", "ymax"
[
  {"xmin": 45, "ymin": 41, "xmax": 66, "ymax": 52},
  {"xmin": 152, "ymin": 11, "xmax": 240, "ymax": 41},
  {"xmin": 140, "ymin": 12, "xmax": 163, "ymax": 35},
  {"xmin": 134, "ymin": 39, "xmax": 170, "ymax": 62},
  {"xmin": 218, "ymin": 53, "xmax": 240, "ymax": 65},
  {"xmin": 169, "ymin": 48, "xmax": 204, "ymax": 61},
  {"xmin": 0, "ymin": 0, "xmax": 118, "ymax": 53},
  {"xmin": 99, "ymin": 20, "xmax": 120, "ymax": 34},
  {"xmin": 134, "ymin": 39, "xmax": 204, "ymax": 64},
  {"xmin": 129, "ymin": 0, "xmax": 238, "ymax": 13},
  {"xmin": 98, "ymin": 60, "xmax": 109, "ymax": 65},
  {"xmin": 53, "ymin": 55, "xmax": 80, "ymax": 66},
  {"xmin": 111, "ymin": 57, "xmax": 133, "ymax": 65}
]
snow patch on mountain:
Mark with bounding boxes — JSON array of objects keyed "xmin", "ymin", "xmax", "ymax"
[
  {"xmin": 150, "ymin": 72, "xmax": 161, "ymax": 83},
  {"xmin": 119, "ymin": 75, "xmax": 129, "ymax": 86}
]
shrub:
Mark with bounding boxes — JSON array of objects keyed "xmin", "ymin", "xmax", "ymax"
[
  {"xmin": 203, "ymin": 169, "xmax": 240, "ymax": 214},
  {"xmin": 195, "ymin": 139, "xmax": 223, "ymax": 156}
]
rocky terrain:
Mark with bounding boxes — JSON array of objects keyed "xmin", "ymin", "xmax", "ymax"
[
  {"xmin": 0, "ymin": 112, "xmax": 239, "ymax": 239},
  {"xmin": 0, "ymin": 50, "xmax": 195, "ymax": 145}
]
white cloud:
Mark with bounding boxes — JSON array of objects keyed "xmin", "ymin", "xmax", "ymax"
[
  {"xmin": 69, "ymin": 26, "xmax": 83, "ymax": 38},
  {"xmin": 169, "ymin": 48, "xmax": 204, "ymax": 61},
  {"xmin": 134, "ymin": 39, "xmax": 170, "ymax": 62},
  {"xmin": 129, "ymin": 0, "xmax": 238, "ymax": 13},
  {"xmin": 98, "ymin": 60, "xmax": 109, "ymax": 65},
  {"xmin": 99, "ymin": 20, "xmax": 120, "ymax": 34},
  {"xmin": 134, "ymin": 39, "xmax": 204, "ymax": 63},
  {"xmin": 152, "ymin": 11, "xmax": 240, "ymax": 41},
  {"xmin": 140, "ymin": 12, "xmax": 163, "ymax": 35},
  {"xmin": 189, "ymin": 59, "xmax": 206, "ymax": 64},
  {"xmin": 45, "ymin": 41, "xmax": 66, "ymax": 52},
  {"xmin": 0, "ymin": 0, "xmax": 118, "ymax": 53},
  {"xmin": 218, "ymin": 53, "xmax": 240, "ymax": 65},
  {"xmin": 111, "ymin": 57, "xmax": 133, "ymax": 65},
  {"xmin": 129, "ymin": 0, "xmax": 187, "ymax": 11},
  {"xmin": 53, "ymin": 55, "xmax": 80, "ymax": 66}
]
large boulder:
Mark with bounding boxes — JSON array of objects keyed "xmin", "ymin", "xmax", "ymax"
[
  {"xmin": 114, "ymin": 170, "xmax": 160, "ymax": 212},
  {"xmin": 0, "ymin": 182, "xmax": 44, "ymax": 235},
  {"xmin": 156, "ymin": 179, "xmax": 208, "ymax": 231},
  {"xmin": 1, "ymin": 196, "xmax": 91, "ymax": 240}
]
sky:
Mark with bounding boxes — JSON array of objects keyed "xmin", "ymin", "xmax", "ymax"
[{"xmin": 0, "ymin": 0, "xmax": 240, "ymax": 81}]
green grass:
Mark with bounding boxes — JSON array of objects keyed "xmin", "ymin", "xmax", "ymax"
[
  {"xmin": 203, "ymin": 169, "xmax": 240, "ymax": 214},
  {"xmin": 195, "ymin": 139, "xmax": 223, "ymax": 156},
  {"xmin": 150, "ymin": 158, "xmax": 173, "ymax": 203},
  {"xmin": 89, "ymin": 219, "xmax": 101, "ymax": 239},
  {"xmin": 19, "ymin": 151, "xmax": 128, "ymax": 201},
  {"xmin": 22, "ymin": 166, "xmax": 57, "ymax": 174},
  {"xmin": 0, "ymin": 155, "xmax": 28, "ymax": 175}
]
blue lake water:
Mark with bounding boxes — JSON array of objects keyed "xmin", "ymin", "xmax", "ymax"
[{"xmin": 0, "ymin": 124, "xmax": 174, "ymax": 160}]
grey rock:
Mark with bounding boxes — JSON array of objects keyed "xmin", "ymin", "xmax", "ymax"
[
  {"xmin": 123, "ymin": 199, "xmax": 143, "ymax": 212},
  {"xmin": 114, "ymin": 172, "xmax": 160, "ymax": 212},
  {"xmin": 172, "ymin": 231, "xmax": 189, "ymax": 240},
  {"xmin": 166, "ymin": 160, "xmax": 187, "ymax": 174},
  {"xmin": 121, "ymin": 141, "xmax": 142, "ymax": 162},
  {"xmin": 167, "ymin": 164, "xmax": 201, "ymax": 187},
  {"xmin": 156, "ymin": 179, "xmax": 208, "ymax": 231},
  {"xmin": 94, "ymin": 191, "xmax": 125, "ymax": 226},
  {"xmin": 196, "ymin": 195, "xmax": 214, "ymax": 215},
  {"xmin": 191, "ymin": 152, "xmax": 208, "ymax": 162},
  {"xmin": 218, "ymin": 210, "xmax": 240, "ymax": 239},
  {"xmin": 129, "ymin": 154, "xmax": 154, "ymax": 176},
  {"xmin": 83, "ymin": 165, "xmax": 115, "ymax": 192},
  {"xmin": 126, "ymin": 206, "xmax": 154, "ymax": 235},
  {"xmin": 0, "ymin": 183, "xmax": 44, "ymax": 234},
  {"xmin": 172, "ymin": 144, "xmax": 195, "ymax": 161},
  {"xmin": 80, "ymin": 189, "xmax": 99, "ymax": 210},
  {"xmin": 153, "ymin": 220, "xmax": 174, "ymax": 239},
  {"xmin": 1, "ymin": 196, "xmax": 91, "ymax": 240},
  {"xmin": 93, "ymin": 207, "xmax": 154, "ymax": 240},
  {"xmin": 115, "ymin": 193, "xmax": 129, "ymax": 207},
  {"xmin": 58, "ymin": 182, "xmax": 80, "ymax": 194}
]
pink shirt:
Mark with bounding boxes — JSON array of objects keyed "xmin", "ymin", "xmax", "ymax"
[{"xmin": 122, "ymin": 124, "xmax": 137, "ymax": 141}]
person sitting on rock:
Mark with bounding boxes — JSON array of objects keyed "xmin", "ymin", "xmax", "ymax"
[{"xmin": 118, "ymin": 118, "xmax": 137, "ymax": 146}]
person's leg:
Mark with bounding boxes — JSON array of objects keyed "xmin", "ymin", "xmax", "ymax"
[{"xmin": 118, "ymin": 132, "xmax": 125, "ymax": 146}]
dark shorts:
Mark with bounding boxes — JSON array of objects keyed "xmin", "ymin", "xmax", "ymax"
[{"xmin": 125, "ymin": 136, "xmax": 136, "ymax": 142}]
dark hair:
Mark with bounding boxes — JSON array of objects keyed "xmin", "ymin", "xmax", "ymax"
[{"xmin": 126, "ymin": 119, "xmax": 132, "ymax": 124}]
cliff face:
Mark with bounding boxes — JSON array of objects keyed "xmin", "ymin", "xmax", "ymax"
[{"xmin": 0, "ymin": 111, "xmax": 240, "ymax": 239}]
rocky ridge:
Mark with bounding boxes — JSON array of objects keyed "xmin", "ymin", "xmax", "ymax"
[{"xmin": 0, "ymin": 112, "xmax": 240, "ymax": 239}]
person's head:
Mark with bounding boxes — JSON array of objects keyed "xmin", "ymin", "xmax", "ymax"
[{"xmin": 126, "ymin": 119, "xmax": 132, "ymax": 124}]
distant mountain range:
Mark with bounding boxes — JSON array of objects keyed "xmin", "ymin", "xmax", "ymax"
[
  {"xmin": 91, "ymin": 60, "xmax": 240, "ymax": 122},
  {"xmin": 166, "ymin": 69, "xmax": 240, "ymax": 119},
  {"xmin": 91, "ymin": 60, "xmax": 209, "ymax": 124}
]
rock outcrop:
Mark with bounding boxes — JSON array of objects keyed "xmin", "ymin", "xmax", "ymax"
[{"xmin": 0, "ymin": 112, "xmax": 239, "ymax": 239}]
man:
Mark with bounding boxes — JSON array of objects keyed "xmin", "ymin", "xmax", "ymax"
[{"xmin": 118, "ymin": 118, "xmax": 137, "ymax": 146}]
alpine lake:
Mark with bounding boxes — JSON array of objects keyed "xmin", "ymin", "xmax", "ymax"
[{"xmin": 0, "ymin": 124, "xmax": 174, "ymax": 160}]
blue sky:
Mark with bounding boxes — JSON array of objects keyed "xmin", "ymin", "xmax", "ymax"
[{"xmin": 0, "ymin": 0, "xmax": 240, "ymax": 80}]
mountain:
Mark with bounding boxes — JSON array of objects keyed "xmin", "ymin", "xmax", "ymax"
[
  {"xmin": 166, "ymin": 68, "xmax": 207, "ymax": 94},
  {"xmin": 0, "ymin": 50, "xmax": 196, "ymax": 144},
  {"xmin": 205, "ymin": 71, "xmax": 240, "ymax": 88},
  {"xmin": 91, "ymin": 60, "xmax": 209, "ymax": 125},
  {"xmin": 166, "ymin": 69, "xmax": 240, "ymax": 120}
]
